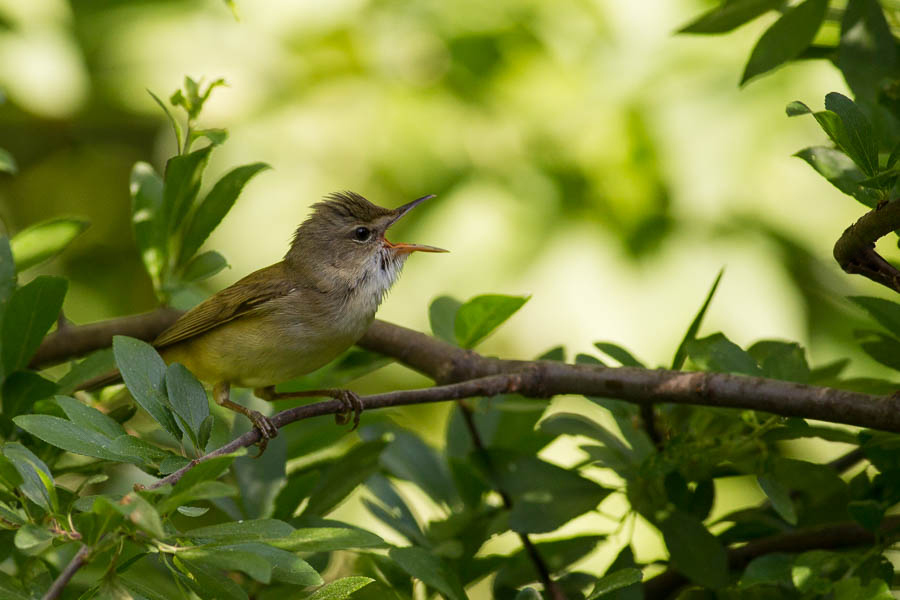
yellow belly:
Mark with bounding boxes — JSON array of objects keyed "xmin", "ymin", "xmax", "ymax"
[{"xmin": 161, "ymin": 311, "xmax": 366, "ymax": 389}]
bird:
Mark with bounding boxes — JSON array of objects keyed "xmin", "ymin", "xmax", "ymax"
[{"xmin": 83, "ymin": 191, "xmax": 446, "ymax": 452}]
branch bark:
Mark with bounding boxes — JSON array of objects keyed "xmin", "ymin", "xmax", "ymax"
[
  {"xmin": 43, "ymin": 544, "xmax": 91, "ymax": 600},
  {"xmin": 32, "ymin": 310, "xmax": 900, "ymax": 433},
  {"xmin": 833, "ymin": 199, "xmax": 900, "ymax": 294}
]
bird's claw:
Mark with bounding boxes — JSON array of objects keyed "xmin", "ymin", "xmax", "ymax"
[
  {"xmin": 334, "ymin": 390, "xmax": 363, "ymax": 430},
  {"xmin": 249, "ymin": 410, "xmax": 278, "ymax": 457}
]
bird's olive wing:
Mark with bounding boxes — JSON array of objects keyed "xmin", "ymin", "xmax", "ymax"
[{"xmin": 153, "ymin": 262, "xmax": 295, "ymax": 349}]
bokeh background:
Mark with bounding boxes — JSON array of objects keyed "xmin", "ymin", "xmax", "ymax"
[{"xmin": 0, "ymin": 0, "xmax": 892, "ymax": 589}]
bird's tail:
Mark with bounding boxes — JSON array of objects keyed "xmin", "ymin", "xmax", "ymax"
[{"xmin": 75, "ymin": 369, "xmax": 124, "ymax": 392}]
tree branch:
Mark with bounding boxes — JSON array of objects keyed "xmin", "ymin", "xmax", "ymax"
[
  {"xmin": 833, "ymin": 199, "xmax": 900, "ymax": 294},
  {"xmin": 32, "ymin": 310, "xmax": 900, "ymax": 434},
  {"xmin": 643, "ymin": 516, "xmax": 900, "ymax": 599},
  {"xmin": 43, "ymin": 544, "xmax": 91, "ymax": 600}
]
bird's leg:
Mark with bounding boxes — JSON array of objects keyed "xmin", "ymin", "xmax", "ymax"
[
  {"xmin": 254, "ymin": 386, "xmax": 364, "ymax": 430},
  {"xmin": 214, "ymin": 382, "xmax": 278, "ymax": 455}
]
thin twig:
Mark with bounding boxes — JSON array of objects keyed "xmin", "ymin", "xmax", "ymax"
[
  {"xmin": 43, "ymin": 544, "xmax": 91, "ymax": 600},
  {"xmin": 457, "ymin": 402, "xmax": 566, "ymax": 600}
]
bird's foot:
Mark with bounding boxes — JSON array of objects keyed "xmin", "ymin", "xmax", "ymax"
[
  {"xmin": 248, "ymin": 410, "xmax": 278, "ymax": 457},
  {"xmin": 334, "ymin": 390, "xmax": 363, "ymax": 431}
]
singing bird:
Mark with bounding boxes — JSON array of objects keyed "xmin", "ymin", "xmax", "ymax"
[{"xmin": 87, "ymin": 192, "xmax": 445, "ymax": 450}]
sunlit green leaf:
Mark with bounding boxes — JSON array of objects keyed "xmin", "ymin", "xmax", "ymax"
[
  {"xmin": 793, "ymin": 146, "xmax": 880, "ymax": 207},
  {"xmin": 13, "ymin": 414, "xmax": 130, "ymax": 462},
  {"xmin": 55, "ymin": 395, "xmax": 125, "ymax": 440},
  {"xmin": 165, "ymin": 363, "xmax": 210, "ymax": 449},
  {"xmin": 178, "ymin": 162, "xmax": 269, "ymax": 264},
  {"xmin": 594, "ymin": 342, "xmax": 645, "ymax": 368},
  {"xmin": 269, "ymin": 526, "xmax": 385, "ymax": 552},
  {"xmin": 2, "ymin": 443, "xmax": 56, "ymax": 513},
  {"xmin": 10, "ymin": 218, "xmax": 88, "ymax": 271},
  {"xmin": 307, "ymin": 577, "xmax": 375, "ymax": 600},
  {"xmin": 824, "ymin": 92, "xmax": 879, "ymax": 176},
  {"xmin": 179, "ymin": 544, "xmax": 272, "ymax": 583},
  {"xmin": 588, "ymin": 568, "xmax": 643, "ymax": 598},
  {"xmin": 679, "ymin": 0, "xmax": 783, "ymax": 34},
  {"xmin": 741, "ymin": 0, "xmax": 828, "ymax": 84},
  {"xmin": 163, "ymin": 145, "xmax": 213, "ymax": 236},
  {"xmin": 179, "ymin": 250, "xmax": 228, "ymax": 283},
  {"xmin": 686, "ymin": 332, "xmax": 761, "ymax": 375},
  {"xmin": 185, "ymin": 519, "xmax": 294, "ymax": 543},
  {"xmin": 672, "ymin": 268, "xmax": 723, "ymax": 369},
  {"xmin": 130, "ymin": 161, "xmax": 167, "ymax": 290},
  {"xmin": 454, "ymin": 294, "xmax": 529, "ymax": 348}
]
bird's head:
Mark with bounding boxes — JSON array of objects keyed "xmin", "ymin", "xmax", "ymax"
[{"xmin": 286, "ymin": 191, "xmax": 446, "ymax": 296}]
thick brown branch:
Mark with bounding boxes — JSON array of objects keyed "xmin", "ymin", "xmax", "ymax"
[
  {"xmin": 32, "ymin": 311, "xmax": 900, "ymax": 434},
  {"xmin": 43, "ymin": 544, "xmax": 91, "ymax": 600},
  {"xmin": 644, "ymin": 516, "xmax": 900, "ymax": 599},
  {"xmin": 833, "ymin": 199, "xmax": 900, "ymax": 294}
]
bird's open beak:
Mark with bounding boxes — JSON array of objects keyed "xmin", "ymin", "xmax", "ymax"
[{"xmin": 384, "ymin": 194, "xmax": 448, "ymax": 254}]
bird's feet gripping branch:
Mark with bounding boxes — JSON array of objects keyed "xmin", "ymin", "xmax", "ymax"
[
  {"xmin": 255, "ymin": 386, "xmax": 364, "ymax": 430},
  {"xmin": 213, "ymin": 382, "xmax": 279, "ymax": 455}
]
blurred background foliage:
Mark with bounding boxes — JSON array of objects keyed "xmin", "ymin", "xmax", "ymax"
[
  {"xmin": 0, "ymin": 0, "xmax": 878, "ymax": 370},
  {"xmin": 0, "ymin": 0, "xmax": 897, "ymax": 590}
]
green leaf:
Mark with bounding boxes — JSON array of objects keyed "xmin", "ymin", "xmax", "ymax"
[
  {"xmin": 113, "ymin": 336, "xmax": 181, "ymax": 439},
  {"xmin": 858, "ymin": 167, "xmax": 900, "ymax": 190},
  {"xmin": 55, "ymin": 395, "xmax": 125, "ymax": 439},
  {"xmin": 170, "ymin": 454, "xmax": 236, "ymax": 495},
  {"xmin": 492, "ymin": 454, "xmax": 611, "ymax": 533},
  {"xmin": 56, "ymin": 348, "xmax": 115, "ymax": 395},
  {"xmin": 679, "ymin": 0, "xmax": 783, "ymax": 34},
  {"xmin": 165, "ymin": 363, "xmax": 210, "ymax": 449},
  {"xmin": 741, "ymin": 0, "xmax": 828, "ymax": 85},
  {"xmin": 659, "ymin": 510, "xmax": 729, "ymax": 589},
  {"xmin": 588, "ymin": 568, "xmax": 643, "ymax": 598},
  {"xmin": 847, "ymin": 499, "xmax": 884, "ymax": 531},
  {"xmin": 494, "ymin": 535, "xmax": 604, "ymax": 592},
  {"xmin": 786, "ymin": 101, "xmax": 812, "ymax": 116},
  {"xmin": 0, "ymin": 147, "xmax": 17, "ymax": 174},
  {"xmin": 757, "ymin": 474, "xmax": 797, "ymax": 524},
  {"xmin": 838, "ymin": 0, "xmax": 897, "ymax": 100},
  {"xmin": 515, "ymin": 589, "xmax": 542, "ymax": 600},
  {"xmin": 2, "ymin": 371, "xmax": 57, "ymax": 418},
  {"xmin": 13, "ymin": 414, "xmax": 131, "ymax": 462},
  {"xmin": 824, "ymin": 92, "xmax": 879, "ymax": 177},
  {"xmin": 0, "ymin": 236, "xmax": 15, "ymax": 307},
  {"xmin": 109, "ymin": 435, "xmax": 172, "ymax": 465},
  {"xmin": 186, "ymin": 519, "xmax": 294, "ymax": 543},
  {"xmin": 178, "ymin": 506, "xmax": 209, "ymax": 517},
  {"xmin": 855, "ymin": 330, "xmax": 900, "ymax": 371},
  {"xmin": 0, "ymin": 570, "xmax": 28, "ymax": 600},
  {"xmin": 740, "ymin": 553, "xmax": 793, "ymax": 588},
  {"xmin": 389, "ymin": 547, "xmax": 468, "ymax": 600},
  {"xmin": 2, "ymin": 442, "xmax": 57, "ymax": 513},
  {"xmin": 672, "ymin": 269, "xmax": 723, "ymax": 369},
  {"xmin": 148, "ymin": 90, "xmax": 184, "ymax": 155},
  {"xmin": 10, "ymin": 218, "xmax": 89, "ymax": 271},
  {"xmin": 269, "ymin": 526, "xmax": 384, "ymax": 552},
  {"xmin": 157, "ymin": 480, "xmax": 237, "ymax": 514},
  {"xmin": 593, "ymin": 342, "xmax": 644, "ymax": 368},
  {"xmin": 176, "ymin": 559, "xmax": 248, "ymax": 600},
  {"xmin": 302, "ymin": 439, "xmax": 389, "ymax": 517},
  {"xmin": 747, "ymin": 340, "xmax": 810, "ymax": 383},
  {"xmin": 686, "ymin": 333, "xmax": 761, "ymax": 375},
  {"xmin": 307, "ymin": 577, "xmax": 375, "ymax": 600},
  {"xmin": 888, "ymin": 140, "xmax": 900, "ymax": 170},
  {"xmin": 130, "ymin": 162, "xmax": 167, "ymax": 290},
  {"xmin": 1, "ymin": 276, "xmax": 67, "ymax": 374},
  {"xmin": 14, "ymin": 524, "xmax": 54, "ymax": 552},
  {"xmin": 364, "ymin": 474, "xmax": 427, "ymax": 546},
  {"xmin": 794, "ymin": 146, "xmax": 881, "ymax": 207},
  {"xmin": 105, "ymin": 493, "xmax": 164, "ymax": 538},
  {"xmin": 277, "ymin": 348, "xmax": 391, "ymax": 393},
  {"xmin": 179, "ymin": 544, "xmax": 272, "ymax": 583},
  {"xmin": 850, "ymin": 296, "xmax": 900, "ymax": 336},
  {"xmin": 211, "ymin": 542, "xmax": 320, "ymax": 586},
  {"xmin": 454, "ymin": 294, "xmax": 529, "ymax": 348},
  {"xmin": 179, "ymin": 250, "xmax": 228, "ymax": 283},
  {"xmin": 178, "ymin": 162, "xmax": 269, "ymax": 265},
  {"xmin": 371, "ymin": 426, "xmax": 459, "ymax": 509},
  {"xmin": 163, "ymin": 145, "xmax": 213, "ymax": 236},
  {"xmin": 429, "ymin": 295, "xmax": 462, "ymax": 344}
]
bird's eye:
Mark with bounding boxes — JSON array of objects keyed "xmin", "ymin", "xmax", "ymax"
[{"xmin": 353, "ymin": 226, "xmax": 371, "ymax": 242}]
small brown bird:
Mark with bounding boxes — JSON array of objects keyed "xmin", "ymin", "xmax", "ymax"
[{"xmin": 87, "ymin": 192, "xmax": 445, "ymax": 450}]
